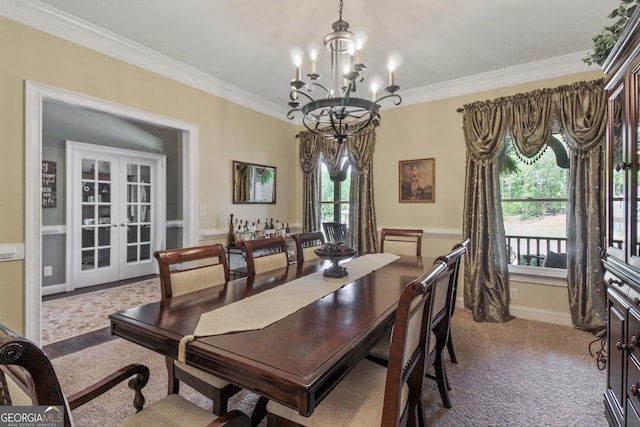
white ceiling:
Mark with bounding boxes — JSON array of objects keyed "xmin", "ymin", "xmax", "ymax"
[{"xmin": 2, "ymin": 0, "xmax": 619, "ymax": 120}]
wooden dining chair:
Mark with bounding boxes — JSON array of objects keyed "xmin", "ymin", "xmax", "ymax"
[
  {"xmin": 266, "ymin": 261, "xmax": 446, "ymax": 427},
  {"xmin": 367, "ymin": 238, "xmax": 469, "ymax": 409},
  {"xmin": 154, "ymin": 244, "xmax": 230, "ymax": 299},
  {"xmin": 0, "ymin": 323, "xmax": 251, "ymax": 427},
  {"xmin": 380, "ymin": 227, "xmax": 423, "ymax": 256},
  {"xmin": 242, "ymin": 236, "xmax": 290, "ymax": 276},
  {"xmin": 292, "ymin": 231, "xmax": 325, "ymax": 263},
  {"xmin": 445, "ymin": 237, "xmax": 470, "ymax": 364},
  {"xmin": 322, "ymin": 222, "xmax": 348, "ymax": 244},
  {"xmin": 154, "ymin": 244, "xmax": 241, "ymax": 415}
]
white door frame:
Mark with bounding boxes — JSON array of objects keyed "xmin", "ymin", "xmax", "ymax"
[{"xmin": 25, "ymin": 81, "xmax": 199, "ymax": 344}]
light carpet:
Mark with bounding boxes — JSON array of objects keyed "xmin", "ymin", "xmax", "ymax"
[
  {"xmin": 51, "ymin": 309, "xmax": 608, "ymax": 427},
  {"xmin": 41, "ymin": 278, "xmax": 160, "ymax": 345}
]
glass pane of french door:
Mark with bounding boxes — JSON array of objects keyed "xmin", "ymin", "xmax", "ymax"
[
  {"xmin": 125, "ymin": 163, "xmax": 152, "ymax": 264},
  {"xmin": 81, "ymin": 158, "xmax": 113, "ymax": 271}
]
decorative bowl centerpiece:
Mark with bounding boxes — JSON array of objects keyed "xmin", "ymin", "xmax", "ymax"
[{"xmin": 314, "ymin": 242, "xmax": 357, "ymax": 278}]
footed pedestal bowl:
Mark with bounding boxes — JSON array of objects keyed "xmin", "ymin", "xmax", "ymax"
[{"xmin": 314, "ymin": 243, "xmax": 356, "ymax": 278}]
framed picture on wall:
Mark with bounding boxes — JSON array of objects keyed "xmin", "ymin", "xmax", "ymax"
[
  {"xmin": 42, "ymin": 160, "xmax": 57, "ymax": 208},
  {"xmin": 398, "ymin": 158, "xmax": 435, "ymax": 203}
]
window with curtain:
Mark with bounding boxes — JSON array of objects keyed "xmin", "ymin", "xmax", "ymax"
[
  {"xmin": 462, "ymin": 78, "xmax": 606, "ymax": 330},
  {"xmin": 320, "ymin": 156, "xmax": 351, "ymax": 224},
  {"xmin": 501, "ymin": 132, "xmax": 569, "ymax": 269},
  {"xmin": 299, "ymin": 129, "xmax": 378, "ymax": 253}
]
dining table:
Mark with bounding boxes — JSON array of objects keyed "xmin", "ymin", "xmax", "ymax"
[{"xmin": 109, "ymin": 253, "xmax": 434, "ymax": 420}]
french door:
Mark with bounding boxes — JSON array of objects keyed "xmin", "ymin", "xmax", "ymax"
[{"xmin": 67, "ymin": 141, "xmax": 166, "ymax": 289}]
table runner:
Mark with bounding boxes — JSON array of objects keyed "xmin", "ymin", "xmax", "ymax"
[{"xmin": 178, "ymin": 253, "xmax": 400, "ymax": 362}]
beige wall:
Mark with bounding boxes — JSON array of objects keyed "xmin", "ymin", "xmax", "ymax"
[
  {"xmin": 0, "ymin": 16, "xmax": 604, "ymax": 332},
  {"xmin": 0, "ymin": 17, "xmax": 298, "ymax": 332}
]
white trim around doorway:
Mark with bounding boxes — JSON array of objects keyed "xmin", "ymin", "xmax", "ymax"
[{"xmin": 25, "ymin": 80, "xmax": 200, "ymax": 344}]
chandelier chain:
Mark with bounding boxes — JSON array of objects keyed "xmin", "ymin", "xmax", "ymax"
[{"xmin": 339, "ymin": 0, "xmax": 343, "ymax": 21}]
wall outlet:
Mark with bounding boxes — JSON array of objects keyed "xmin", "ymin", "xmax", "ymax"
[
  {"xmin": 199, "ymin": 204, "xmax": 207, "ymax": 216},
  {"xmin": 43, "ymin": 266, "xmax": 53, "ymax": 277},
  {"xmin": 510, "ymin": 288, "xmax": 518, "ymax": 300}
]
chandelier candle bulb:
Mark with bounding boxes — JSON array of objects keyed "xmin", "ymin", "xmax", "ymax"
[
  {"xmin": 295, "ymin": 56, "xmax": 302, "ymax": 81},
  {"xmin": 310, "ymin": 50, "xmax": 317, "ymax": 74},
  {"xmin": 355, "ymin": 40, "xmax": 362, "ymax": 64},
  {"xmin": 388, "ymin": 61, "xmax": 395, "ymax": 87},
  {"xmin": 371, "ymin": 83, "xmax": 378, "ymax": 101}
]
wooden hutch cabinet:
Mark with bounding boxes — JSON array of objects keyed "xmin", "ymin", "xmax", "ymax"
[{"xmin": 604, "ymin": 9, "xmax": 640, "ymax": 426}]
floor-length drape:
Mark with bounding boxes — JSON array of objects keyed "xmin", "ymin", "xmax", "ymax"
[
  {"xmin": 299, "ymin": 132, "xmax": 321, "ymax": 232},
  {"xmin": 556, "ymin": 80, "xmax": 607, "ymax": 331},
  {"xmin": 462, "ymin": 100, "xmax": 514, "ymax": 322},
  {"xmin": 347, "ymin": 131, "xmax": 378, "ymax": 253},
  {"xmin": 462, "ymin": 79, "xmax": 607, "ymax": 329}
]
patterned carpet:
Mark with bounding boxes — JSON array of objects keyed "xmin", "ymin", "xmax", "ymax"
[
  {"xmin": 50, "ymin": 309, "xmax": 608, "ymax": 426},
  {"xmin": 41, "ymin": 277, "xmax": 160, "ymax": 345},
  {"xmin": 41, "ymin": 277, "xmax": 608, "ymax": 426}
]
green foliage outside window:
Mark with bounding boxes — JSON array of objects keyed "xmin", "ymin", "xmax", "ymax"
[
  {"xmin": 320, "ymin": 162, "xmax": 351, "ymax": 223},
  {"xmin": 500, "ymin": 139, "xmax": 568, "ymax": 222}
]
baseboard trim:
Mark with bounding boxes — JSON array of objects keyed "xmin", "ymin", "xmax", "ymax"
[
  {"xmin": 43, "ymin": 284, "xmax": 66, "ymax": 296},
  {"xmin": 456, "ymin": 298, "xmax": 573, "ymax": 327},
  {"xmin": 509, "ymin": 304, "xmax": 573, "ymax": 327}
]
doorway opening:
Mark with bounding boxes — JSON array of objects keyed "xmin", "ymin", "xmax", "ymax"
[{"xmin": 25, "ymin": 81, "xmax": 200, "ymax": 344}]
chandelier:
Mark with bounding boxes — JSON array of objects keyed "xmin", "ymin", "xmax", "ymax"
[{"xmin": 287, "ymin": 0, "xmax": 401, "ymax": 143}]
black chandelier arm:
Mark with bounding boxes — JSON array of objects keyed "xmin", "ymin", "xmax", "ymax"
[
  {"xmin": 290, "ymin": 89, "xmax": 315, "ymax": 103},
  {"xmin": 328, "ymin": 113, "xmax": 348, "ymax": 143},
  {"xmin": 308, "ymin": 81, "xmax": 331, "ymax": 96},
  {"xmin": 286, "ymin": 107, "xmax": 303, "ymax": 120},
  {"xmin": 375, "ymin": 93, "xmax": 402, "ymax": 106}
]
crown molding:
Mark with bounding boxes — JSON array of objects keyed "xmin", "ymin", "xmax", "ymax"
[
  {"xmin": 2, "ymin": 0, "xmax": 602, "ymax": 121},
  {"xmin": 0, "ymin": 0, "xmax": 288, "ymax": 121},
  {"xmin": 393, "ymin": 52, "xmax": 602, "ymax": 109}
]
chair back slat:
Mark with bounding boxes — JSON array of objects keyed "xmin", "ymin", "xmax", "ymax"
[
  {"xmin": 381, "ymin": 261, "xmax": 446, "ymax": 426},
  {"xmin": 292, "ymin": 231, "xmax": 325, "ymax": 263},
  {"xmin": 380, "ymin": 228, "xmax": 423, "ymax": 256},
  {"xmin": 154, "ymin": 244, "xmax": 229, "ymax": 299},
  {"xmin": 322, "ymin": 222, "xmax": 348, "ymax": 244}
]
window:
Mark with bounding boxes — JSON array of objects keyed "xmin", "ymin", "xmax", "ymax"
[
  {"xmin": 500, "ymin": 133, "xmax": 569, "ymax": 268},
  {"xmin": 320, "ymin": 157, "xmax": 351, "ymax": 224}
]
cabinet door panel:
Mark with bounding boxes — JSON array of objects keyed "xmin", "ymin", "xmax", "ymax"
[
  {"xmin": 609, "ymin": 87, "xmax": 626, "ymax": 257},
  {"xmin": 634, "ymin": 71, "xmax": 640, "ymax": 259},
  {"xmin": 609, "ymin": 289, "xmax": 627, "ymax": 413}
]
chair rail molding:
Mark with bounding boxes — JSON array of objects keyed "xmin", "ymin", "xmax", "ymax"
[{"xmin": 0, "ymin": 244, "xmax": 24, "ymax": 262}]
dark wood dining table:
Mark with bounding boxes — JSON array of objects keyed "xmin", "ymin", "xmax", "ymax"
[{"xmin": 109, "ymin": 255, "xmax": 433, "ymax": 418}]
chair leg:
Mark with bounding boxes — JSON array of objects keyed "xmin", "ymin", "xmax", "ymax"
[
  {"xmin": 165, "ymin": 357, "xmax": 180, "ymax": 395},
  {"xmin": 251, "ymin": 396, "xmax": 269, "ymax": 427},
  {"xmin": 211, "ymin": 388, "xmax": 226, "ymax": 416},
  {"xmin": 447, "ymin": 331, "xmax": 458, "ymax": 364},
  {"xmin": 434, "ymin": 352, "xmax": 452, "ymax": 409},
  {"xmin": 415, "ymin": 401, "xmax": 427, "ymax": 427}
]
